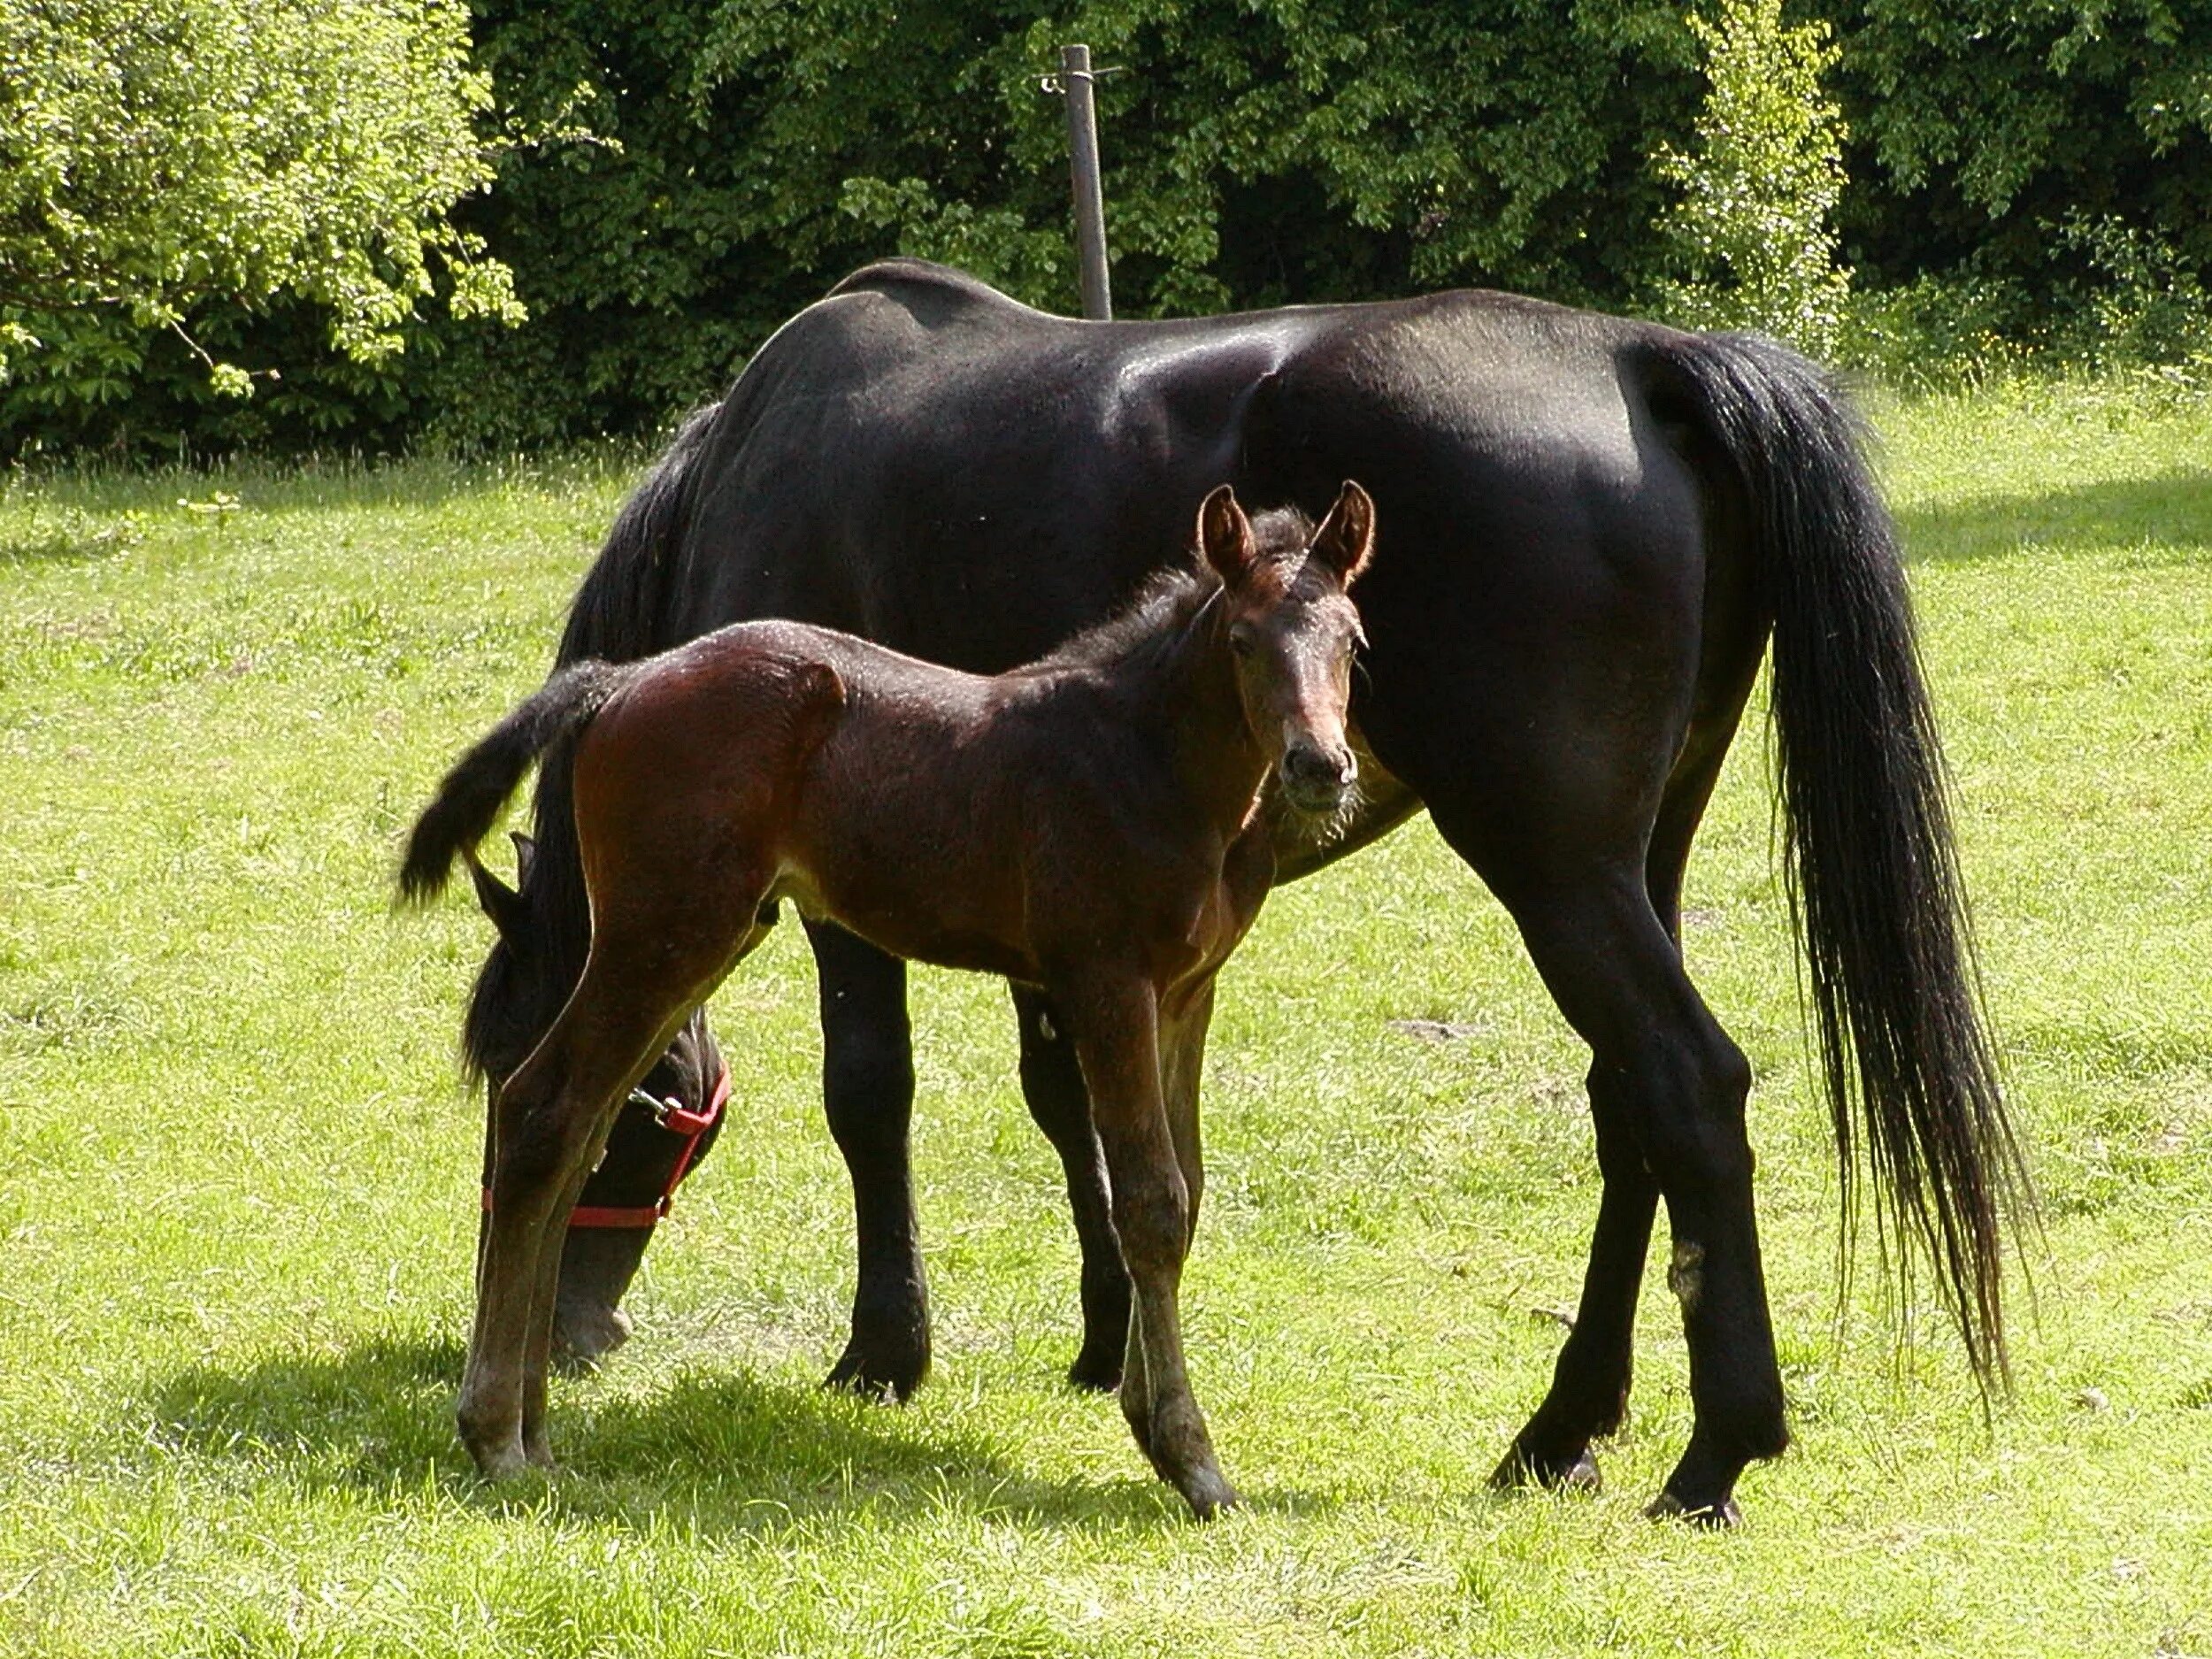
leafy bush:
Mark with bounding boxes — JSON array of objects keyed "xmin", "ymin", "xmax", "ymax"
[
  {"xmin": 1820, "ymin": 0, "xmax": 2212, "ymax": 370},
  {"xmin": 0, "ymin": 0, "xmax": 518, "ymax": 430},
  {"xmin": 10, "ymin": 0, "xmax": 2212, "ymax": 454}
]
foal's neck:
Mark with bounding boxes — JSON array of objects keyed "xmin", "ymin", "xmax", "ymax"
[{"xmin": 1150, "ymin": 590, "xmax": 1270, "ymax": 833}]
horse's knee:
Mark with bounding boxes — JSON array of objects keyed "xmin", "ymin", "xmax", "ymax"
[{"xmin": 1111, "ymin": 1178, "xmax": 1188, "ymax": 1275}]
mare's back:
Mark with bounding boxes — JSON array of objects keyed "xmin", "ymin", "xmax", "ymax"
[{"xmin": 669, "ymin": 259, "xmax": 1686, "ymax": 678}]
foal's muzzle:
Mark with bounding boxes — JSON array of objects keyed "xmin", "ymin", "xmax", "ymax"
[{"xmin": 1280, "ymin": 742, "xmax": 1356, "ymax": 813}]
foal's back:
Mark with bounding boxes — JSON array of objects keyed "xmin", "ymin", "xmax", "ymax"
[{"xmin": 569, "ymin": 618, "xmax": 1158, "ymax": 983}]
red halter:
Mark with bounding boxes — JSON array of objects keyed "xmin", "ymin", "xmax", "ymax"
[{"xmin": 480, "ymin": 1063, "xmax": 732, "ymax": 1230}]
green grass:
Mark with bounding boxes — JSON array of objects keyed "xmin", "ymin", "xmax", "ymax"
[{"xmin": 3, "ymin": 379, "xmax": 2210, "ymax": 1656}]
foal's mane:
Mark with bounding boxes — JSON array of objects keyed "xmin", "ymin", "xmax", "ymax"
[{"xmin": 1035, "ymin": 505, "xmax": 1317, "ymax": 676}]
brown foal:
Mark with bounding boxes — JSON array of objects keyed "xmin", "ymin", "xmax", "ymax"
[{"xmin": 401, "ymin": 481, "xmax": 1376, "ymax": 1516}]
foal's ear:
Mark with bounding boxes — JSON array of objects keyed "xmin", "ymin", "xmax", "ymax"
[
  {"xmin": 1196, "ymin": 484, "xmax": 1256, "ymax": 582},
  {"xmin": 467, "ymin": 849, "xmax": 528, "ymax": 945},
  {"xmin": 1311, "ymin": 480, "xmax": 1376, "ymax": 584}
]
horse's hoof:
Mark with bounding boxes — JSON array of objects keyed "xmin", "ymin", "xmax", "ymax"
[
  {"xmin": 1645, "ymin": 1489, "xmax": 1741, "ymax": 1528},
  {"xmin": 1489, "ymin": 1442, "xmax": 1601, "ymax": 1494},
  {"xmin": 826, "ymin": 1337, "xmax": 928, "ymax": 1403},
  {"xmin": 1180, "ymin": 1469, "xmax": 1240, "ymax": 1522},
  {"xmin": 552, "ymin": 1303, "xmax": 634, "ymax": 1373},
  {"xmin": 1066, "ymin": 1346, "xmax": 1124, "ymax": 1394}
]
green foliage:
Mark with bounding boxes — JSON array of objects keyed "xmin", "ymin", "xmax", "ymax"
[
  {"xmin": 4, "ymin": 0, "xmax": 1707, "ymax": 453},
  {"xmin": 324, "ymin": 0, "xmax": 1703, "ymax": 451},
  {"xmin": 1654, "ymin": 0, "xmax": 1852, "ymax": 354},
  {"xmin": 1819, "ymin": 0, "xmax": 2212, "ymax": 365},
  {"xmin": 0, "ymin": 0, "xmax": 519, "ymax": 411},
  {"xmin": 731, "ymin": 0, "xmax": 1702, "ymax": 314},
  {"xmin": 9, "ymin": 0, "xmax": 2212, "ymax": 451}
]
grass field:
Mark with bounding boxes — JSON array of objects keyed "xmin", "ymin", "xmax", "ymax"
[{"xmin": 3, "ymin": 375, "xmax": 2210, "ymax": 1656}]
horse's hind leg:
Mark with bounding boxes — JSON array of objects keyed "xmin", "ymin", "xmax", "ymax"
[
  {"xmin": 1491, "ymin": 863, "xmax": 1786, "ymax": 1523},
  {"xmin": 1490, "ymin": 1094, "xmax": 1657, "ymax": 1493},
  {"xmin": 1011, "ymin": 984, "xmax": 1131, "ymax": 1391},
  {"xmin": 463, "ymin": 882, "xmax": 773, "ymax": 1477},
  {"xmin": 809, "ymin": 920, "xmax": 933, "ymax": 1401},
  {"xmin": 1490, "ymin": 736, "xmax": 1738, "ymax": 1494}
]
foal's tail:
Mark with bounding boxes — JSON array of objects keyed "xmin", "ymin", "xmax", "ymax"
[
  {"xmin": 1655, "ymin": 330, "xmax": 2031, "ymax": 1388},
  {"xmin": 397, "ymin": 662, "xmax": 633, "ymax": 905}
]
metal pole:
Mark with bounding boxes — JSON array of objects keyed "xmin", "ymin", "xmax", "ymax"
[{"xmin": 1058, "ymin": 43, "xmax": 1112, "ymax": 320}]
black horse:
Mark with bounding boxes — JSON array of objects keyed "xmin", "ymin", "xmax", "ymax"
[{"xmin": 446, "ymin": 258, "xmax": 2024, "ymax": 1524}]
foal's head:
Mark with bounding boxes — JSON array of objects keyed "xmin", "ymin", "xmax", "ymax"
[{"xmin": 1197, "ymin": 480, "xmax": 1375, "ymax": 816}]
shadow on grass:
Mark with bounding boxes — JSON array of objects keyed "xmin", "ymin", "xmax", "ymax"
[
  {"xmin": 142, "ymin": 1332, "xmax": 1333, "ymax": 1536},
  {"xmin": 1898, "ymin": 469, "xmax": 2212, "ymax": 565},
  {"xmin": 0, "ymin": 517, "xmax": 142, "ymax": 568}
]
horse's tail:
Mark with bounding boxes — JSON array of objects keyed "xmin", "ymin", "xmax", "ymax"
[
  {"xmin": 1653, "ymin": 329, "xmax": 2030, "ymax": 1387},
  {"xmin": 397, "ymin": 661, "xmax": 632, "ymax": 905}
]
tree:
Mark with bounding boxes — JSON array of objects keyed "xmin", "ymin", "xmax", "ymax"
[
  {"xmin": 1655, "ymin": 0, "xmax": 1853, "ymax": 354},
  {"xmin": 0, "ymin": 0, "xmax": 518, "ymax": 405}
]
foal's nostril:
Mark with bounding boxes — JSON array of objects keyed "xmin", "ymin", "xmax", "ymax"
[{"xmin": 1283, "ymin": 745, "xmax": 1356, "ymax": 799}]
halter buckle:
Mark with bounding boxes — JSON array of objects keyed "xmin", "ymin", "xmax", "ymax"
[{"xmin": 626, "ymin": 1084, "xmax": 680, "ymax": 1125}]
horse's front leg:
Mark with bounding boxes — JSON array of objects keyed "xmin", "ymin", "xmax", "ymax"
[
  {"xmin": 1062, "ymin": 972, "xmax": 1237, "ymax": 1520},
  {"xmin": 1114, "ymin": 975, "xmax": 1217, "ymax": 1466},
  {"xmin": 807, "ymin": 919, "xmax": 933, "ymax": 1401},
  {"xmin": 1010, "ymin": 983, "xmax": 1130, "ymax": 1391}
]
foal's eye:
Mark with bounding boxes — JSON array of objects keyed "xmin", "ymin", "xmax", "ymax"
[{"xmin": 1228, "ymin": 626, "xmax": 1256, "ymax": 657}]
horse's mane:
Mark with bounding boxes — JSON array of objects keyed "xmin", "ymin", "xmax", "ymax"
[
  {"xmin": 1034, "ymin": 505, "xmax": 1316, "ymax": 678},
  {"xmin": 557, "ymin": 401, "xmax": 722, "ymax": 664},
  {"xmin": 457, "ymin": 403, "xmax": 723, "ymax": 1083}
]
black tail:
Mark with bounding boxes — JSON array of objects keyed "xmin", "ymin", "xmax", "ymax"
[
  {"xmin": 1660, "ymin": 330, "xmax": 2031, "ymax": 1386},
  {"xmin": 397, "ymin": 661, "xmax": 632, "ymax": 905}
]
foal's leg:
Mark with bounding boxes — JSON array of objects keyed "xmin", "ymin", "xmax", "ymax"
[
  {"xmin": 1158, "ymin": 978, "xmax": 1217, "ymax": 1245},
  {"xmin": 466, "ymin": 884, "xmax": 773, "ymax": 1478},
  {"xmin": 1064, "ymin": 974, "xmax": 1236, "ymax": 1519},
  {"xmin": 464, "ymin": 973, "xmax": 700, "ymax": 1476},
  {"xmin": 808, "ymin": 920, "xmax": 933, "ymax": 1401},
  {"xmin": 1118, "ymin": 977, "xmax": 1217, "ymax": 1458},
  {"xmin": 1010, "ymin": 983, "xmax": 1130, "ymax": 1391},
  {"xmin": 1497, "ymin": 867, "xmax": 1786, "ymax": 1524}
]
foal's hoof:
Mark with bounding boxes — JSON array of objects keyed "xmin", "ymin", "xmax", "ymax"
[
  {"xmin": 1489, "ymin": 1443, "xmax": 1601, "ymax": 1494},
  {"xmin": 1645, "ymin": 1489, "xmax": 1742, "ymax": 1529},
  {"xmin": 459, "ymin": 1425, "xmax": 534, "ymax": 1483}
]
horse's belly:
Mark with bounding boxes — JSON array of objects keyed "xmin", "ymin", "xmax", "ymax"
[{"xmin": 772, "ymin": 860, "xmax": 1040, "ymax": 985}]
